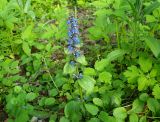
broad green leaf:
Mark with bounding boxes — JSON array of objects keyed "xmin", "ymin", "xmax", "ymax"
[
  {"xmin": 63, "ymin": 62, "xmax": 76, "ymax": 74},
  {"xmin": 138, "ymin": 76, "xmax": 149, "ymax": 91},
  {"xmin": 152, "ymin": 84, "xmax": 160, "ymax": 99},
  {"xmin": 49, "ymin": 89, "xmax": 58, "ymax": 97},
  {"xmin": 128, "ymin": 99, "xmax": 144, "ymax": 114},
  {"xmin": 98, "ymin": 111, "xmax": 109, "ymax": 122},
  {"xmin": 85, "ymin": 104, "xmax": 99, "ymax": 115},
  {"xmin": 77, "ymin": 76, "xmax": 96, "ymax": 93},
  {"xmin": 113, "ymin": 107, "xmax": 127, "ymax": 120},
  {"xmin": 147, "ymin": 98, "xmax": 160, "ymax": 113},
  {"xmin": 76, "ymin": 55, "xmax": 87, "ymax": 65},
  {"xmin": 93, "ymin": 98, "xmax": 103, "ymax": 107},
  {"xmin": 64, "ymin": 101, "xmax": 81, "ymax": 118},
  {"xmin": 139, "ymin": 93, "xmax": 149, "ymax": 102},
  {"xmin": 84, "ymin": 68, "xmax": 96, "ymax": 76},
  {"xmin": 22, "ymin": 42, "xmax": 31, "ymax": 56},
  {"xmin": 139, "ymin": 116, "xmax": 147, "ymax": 122},
  {"xmin": 22, "ymin": 25, "xmax": 34, "ymax": 41},
  {"xmin": 129, "ymin": 113, "xmax": 138, "ymax": 122},
  {"xmin": 106, "ymin": 49, "xmax": 126, "ymax": 62},
  {"xmin": 144, "ymin": 37, "xmax": 160, "ymax": 58},
  {"xmin": 138, "ymin": 57, "xmax": 152, "ymax": 73},
  {"xmin": 60, "ymin": 117, "xmax": 69, "ymax": 122},
  {"xmin": 94, "ymin": 59, "xmax": 109, "ymax": 71},
  {"xmin": 26, "ymin": 92, "xmax": 37, "ymax": 101},
  {"xmin": 45, "ymin": 98, "xmax": 55, "ymax": 106},
  {"xmin": 124, "ymin": 66, "xmax": 140, "ymax": 84},
  {"xmin": 87, "ymin": 118, "xmax": 100, "ymax": 122},
  {"xmin": 99, "ymin": 71, "xmax": 112, "ymax": 84},
  {"xmin": 145, "ymin": 15, "xmax": 156, "ymax": 23}
]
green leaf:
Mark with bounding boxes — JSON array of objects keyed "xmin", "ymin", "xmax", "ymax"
[
  {"xmin": 84, "ymin": 68, "xmax": 96, "ymax": 76},
  {"xmin": 147, "ymin": 98, "xmax": 160, "ymax": 113},
  {"xmin": 139, "ymin": 116, "xmax": 147, "ymax": 122},
  {"xmin": 49, "ymin": 89, "xmax": 58, "ymax": 97},
  {"xmin": 139, "ymin": 93, "xmax": 149, "ymax": 102},
  {"xmin": 93, "ymin": 98, "xmax": 103, "ymax": 107},
  {"xmin": 60, "ymin": 117, "xmax": 69, "ymax": 122},
  {"xmin": 128, "ymin": 99, "xmax": 144, "ymax": 114},
  {"xmin": 106, "ymin": 49, "xmax": 126, "ymax": 62},
  {"xmin": 87, "ymin": 118, "xmax": 100, "ymax": 122},
  {"xmin": 76, "ymin": 55, "xmax": 87, "ymax": 65},
  {"xmin": 64, "ymin": 101, "xmax": 81, "ymax": 118},
  {"xmin": 138, "ymin": 76, "xmax": 149, "ymax": 91},
  {"xmin": 124, "ymin": 66, "xmax": 140, "ymax": 84},
  {"xmin": 24, "ymin": 0, "xmax": 31, "ymax": 13},
  {"xmin": 94, "ymin": 59, "xmax": 109, "ymax": 71},
  {"xmin": 63, "ymin": 62, "xmax": 76, "ymax": 74},
  {"xmin": 129, "ymin": 113, "xmax": 138, "ymax": 122},
  {"xmin": 144, "ymin": 1, "xmax": 160, "ymax": 15},
  {"xmin": 85, "ymin": 104, "xmax": 99, "ymax": 115},
  {"xmin": 98, "ymin": 111, "xmax": 109, "ymax": 122},
  {"xmin": 99, "ymin": 71, "xmax": 112, "ymax": 84},
  {"xmin": 144, "ymin": 37, "xmax": 160, "ymax": 58},
  {"xmin": 78, "ymin": 76, "xmax": 96, "ymax": 93},
  {"xmin": 45, "ymin": 98, "xmax": 55, "ymax": 106},
  {"xmin": 22, "ymin": 42, "xmax": 31, "ymax": 56},
  {"xmin": 146, "ymin": 15, "xmax": 156, "ymax": 23},
  {"xmin": 138, "ymin": 57, "xmax": 152, "ymax": 73},
  {"xmin": 26, "ymin": 92, "xmax": 37, "ymax": 101},
  {"xmin": 113, "ymin": 107, "xmax": 127, "ymax": 120},
  {"xmin": 152, "ymin": 84, "xmax": 160, "ymax": 99}
]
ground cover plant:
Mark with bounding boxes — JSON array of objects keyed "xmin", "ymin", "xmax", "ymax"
[{"xmin": 0, "ymin": 0, "xmax": 160, "ymax": 122}]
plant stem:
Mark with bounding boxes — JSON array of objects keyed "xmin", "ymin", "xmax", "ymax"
[{"xmin": 43, "ymin": 57, "xmax": 59, "ymax": 92}]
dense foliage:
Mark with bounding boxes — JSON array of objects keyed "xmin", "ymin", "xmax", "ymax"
[{"xmin": 1, "ymin": 0, "xmax": 160, "ymax": 122}]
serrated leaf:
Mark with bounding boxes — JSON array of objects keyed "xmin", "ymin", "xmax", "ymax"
[
  {"xmin": 138, "ymin": 57, "xmax": 152, "ymax": 73},
  {"xmin": 99, "ymin": 71, "xmax": 112, "ymax": 84},
  {"xmin": 113, "ymin": 107, "xmax": 127, "ymax": 120},
  {"xmin": 152, "ymin": 84, "xmax": 160, "ymax": 99},
  {"xmin": 147, "ymin": 98, "xmax": 160, "ymax": 113},
  {"xmin": 138, "ymin": 76, "xmax": 149, "ymax": 91},
  {"xmin": 77, "ymin": 76, "xmax": 96, "ymax": 93},
  {"xmin": 93, "ymin": 98, "xmax": 103, "ymax": 107},
  {"xmin": 124, "ymin": 65, "xmax": 140, "ymax": 84},
  {"xmin": 85, "ymin": 104, "xmax": 99, "ymax": 115},
  {"xmin": 76, "ymin": 55, "xmax": 87, "ymax": 65},
  {"xmin": 94, "ymin": 59, "xmax": 109, "ymax": 71},
  {"xmin": 22, "ymin": 42, "xmax": 31, "ymax": 56}
]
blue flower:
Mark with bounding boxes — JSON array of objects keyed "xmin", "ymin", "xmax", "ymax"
[
  {"xmin": 78, "ymin": 73, "xmax": 83, "ymax": 79},
  {"xmin": 70, "ymin": 61, "xmax": 75, "ymax": 66},
  {"xmin": 72, "ymin": 36, "xmax": 80, "ymax": 45},
  {"xmin": 74, "ymin": 51, "xmax": 81, "ymax": 58},
  {"xmin": 68, "ymin": 45, "xmax": 74, "ymax": 53},
  {"xmin": 68, "ymin": 39, "xmax": 73, "ymax": 45}
]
